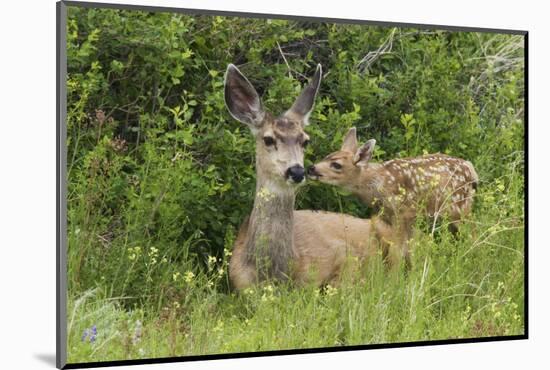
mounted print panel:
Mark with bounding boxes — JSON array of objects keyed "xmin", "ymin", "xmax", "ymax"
[{"xmin": 57, "ymin": 1, "xmax": 527, "ymax": 368}]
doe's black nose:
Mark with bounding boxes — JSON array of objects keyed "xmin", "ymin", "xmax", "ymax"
[{"xmin": 286, "ymin": 165, "xmax": 305, "ymax": 183}]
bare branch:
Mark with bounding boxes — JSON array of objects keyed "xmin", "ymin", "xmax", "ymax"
[
  {"xmin": 356, "ymin": 28, "xmax": 397, "ymax": 74},
  {"xmin": 276, "ymin": 41, "xmax": 293, "ymax": 79}
]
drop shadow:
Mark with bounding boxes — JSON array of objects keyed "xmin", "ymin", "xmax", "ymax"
[{"xmin": 34, "ymin": 353, "xmax": 57, "ymax": 367}]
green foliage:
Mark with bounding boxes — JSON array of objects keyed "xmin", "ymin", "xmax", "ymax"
[{"xmin": 66, "ymin": 6, "xmax": 524, "ymax": 362}]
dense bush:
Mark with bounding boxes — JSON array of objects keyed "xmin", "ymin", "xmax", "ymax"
[{"xmin": 66, "ymin": 7, "xmax": 524, "ymax": 360}]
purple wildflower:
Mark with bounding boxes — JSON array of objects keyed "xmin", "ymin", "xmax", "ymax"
[
  {"xmin": 82, "ymin": 325, "xmax": 98, "ymax": 343},
  {"xmin": 81, "ymin": 329, "xmax": 89, "ymax": 342},
  {"xmin": 89, "ymin": 325, "xmax": 97, "ymax": 342}
]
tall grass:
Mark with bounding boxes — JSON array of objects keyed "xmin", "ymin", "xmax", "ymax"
[{"xmin": 67, "ymin": 153, "xmax": 524, "ymax": 363}]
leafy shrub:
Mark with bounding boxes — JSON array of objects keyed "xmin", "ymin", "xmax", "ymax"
[{"xmin": 66, "ymin": 6, "xmax": 524, "ymax": 312}]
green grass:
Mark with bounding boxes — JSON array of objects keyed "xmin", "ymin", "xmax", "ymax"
[{"xmin": 67, "ymin": 156, "xmax": 524, "ymax": 364}]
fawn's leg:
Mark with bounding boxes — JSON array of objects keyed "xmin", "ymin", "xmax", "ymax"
[
  {"xmin": 398, "ymin": 210, "xmax": 416, "ymax": 270},
  {"xmin": 375, "ymin": 216, "xmax": 411, "ymax": 270}
]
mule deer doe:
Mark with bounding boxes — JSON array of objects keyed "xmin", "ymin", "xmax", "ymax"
[
  {"xmin": 308, "ymin": 127, "xmax": 478, "ymax": 265},
  {"xmin": 224, "ymin": 65, "xmax": 396, "ymax": 290}
]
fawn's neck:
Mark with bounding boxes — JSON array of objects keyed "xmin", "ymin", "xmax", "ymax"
[
  {"xmin": 349, "ymin": 163, "xmax": 386, "ymax": 205},
  {"xmin": 245, "ymin": 171, "xmax": 296, "ymax": 280}
]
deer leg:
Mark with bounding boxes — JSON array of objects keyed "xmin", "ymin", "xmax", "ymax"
[
  {"xmin": 228, "ymin": 217, "xmax": 259, "ymax": 291},
  {"xmin": 383, "ymin": 237, "xmax": 411, "ymax": 272},
  {"xmin": 381, "ymin": 239, "xmax": 401, "ymax": 270},
  {"xmin": 401, "ymin": 238, "xmax": 412, "ymax": 271},
  {"xmin": 398, "ymin": 211, "xmax": 416, "ymax": 271},
  {"xmin": 229, "ymin": 261, "xmax": 258, "ymax": 291},
  {"xmin": 448, "ymin": 221, "xmax": 460, "ymax": 236},
  {"xmin": 448, "ymin": 210, "xmax": 463, "ymax": 238},
  {"xmin": 373, "ymin": 216, "xmax": 408, "ymax": 270}
]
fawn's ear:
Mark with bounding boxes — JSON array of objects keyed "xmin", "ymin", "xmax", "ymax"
[
  {"xmin": 224, "ymin": 64, "xmax": 265, "ymax": 133},
  {"xmin": 341, "ymin": 127, "xmax": 358, "ymax": 153},
  {"xmin": 285, "ymin": 64, "xmax": 322, "ymax": 126},
  {"xmin": 354, "ymin": 139, "xmax": 376, "ymax": 167}
]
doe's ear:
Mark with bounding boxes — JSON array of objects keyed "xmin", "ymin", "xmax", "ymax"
[
  {"xmin": 224, "ymin": 64, "xmax": 265, "ymax": 133},
  {"xmin": 354, "ymin": 139, "xmax": 376, "ymax": 167},
  {"xmin": 286, "ymin": 64, "xmax": 322, "ymax": 125},
  {"xmin": 341, "ymin": 127, "xmax": 358, "ymax": 153}
]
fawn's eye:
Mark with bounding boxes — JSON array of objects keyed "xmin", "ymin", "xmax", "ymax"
[
  {"xmin": 263, "ymin": 136, "xmax": 276, "ymax": 147},
  {"xmin": 303, "ymin": 139, "xmax": 310, "ymax": 148},
  {"xmin": 331, "ymin": 162, "xmax": 342, "ymax": 170}
]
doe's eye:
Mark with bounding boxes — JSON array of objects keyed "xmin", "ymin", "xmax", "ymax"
[
  {"xmin": 263, "ymin": 136, "xmax": 276, "ymax": 147},
  {"xmin": 331, "ymin": 162, "xmax": 342, "ymax": 170}
]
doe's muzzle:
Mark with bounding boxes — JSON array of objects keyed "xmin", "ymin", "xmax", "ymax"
[{"xmin": 286, "ymin": 165, "xmax": 305, "ymax": 183}]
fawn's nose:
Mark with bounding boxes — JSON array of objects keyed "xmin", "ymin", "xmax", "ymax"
[
  {"xmin": 286, "ymin": 165, "xmax": 305, "ymax": 183},
  {"xmin": 307, "ymin": 165, "xmax": 317, "ymax": 176}
]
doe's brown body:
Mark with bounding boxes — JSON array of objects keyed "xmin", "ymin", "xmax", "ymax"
[{"xmin": 229, "ymin": 210, "xmax": 393, "ymax": 290}]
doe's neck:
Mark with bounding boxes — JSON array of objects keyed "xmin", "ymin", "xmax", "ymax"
[{"xmin": 246, "ymin": 174, "xmax": 297, "ymax": 280}]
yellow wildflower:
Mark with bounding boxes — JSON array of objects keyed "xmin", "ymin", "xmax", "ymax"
[
  {"xmin": 184, "ymin": 271, "xmax": 195, "ymax": 283},
  {"xmin": 172, "ymin": 272, "xmax": 180, "ymax": 282},
  {"xmin": 326, "ymin": 284, "xmax": 338, "ymax": 296}
]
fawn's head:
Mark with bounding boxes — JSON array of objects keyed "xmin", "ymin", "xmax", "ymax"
[
  {"xmin": 308, "ymin": 127, "xmax": 376, "ymax": 186},
  {"xmin": 224, "ymin": 64, "xmax": 322, "ymax": 187}
]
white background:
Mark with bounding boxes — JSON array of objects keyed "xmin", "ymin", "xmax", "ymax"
[{"xmin": 0, "ymin": 0, "xmax": 547, "ymax": 368}]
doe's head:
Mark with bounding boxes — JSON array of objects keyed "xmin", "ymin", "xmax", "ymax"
[
  {"xmin": 308, "ymin": 127, "xmax": 376, "ymax": 186},
  {"xmin": 224, "ymin": 63, "xmax": 322, "ymax": 186}
]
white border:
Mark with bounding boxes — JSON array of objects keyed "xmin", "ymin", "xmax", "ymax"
[{"xmin": 2, "ymin": 0, "xmax": 547, "ymax": 369}]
